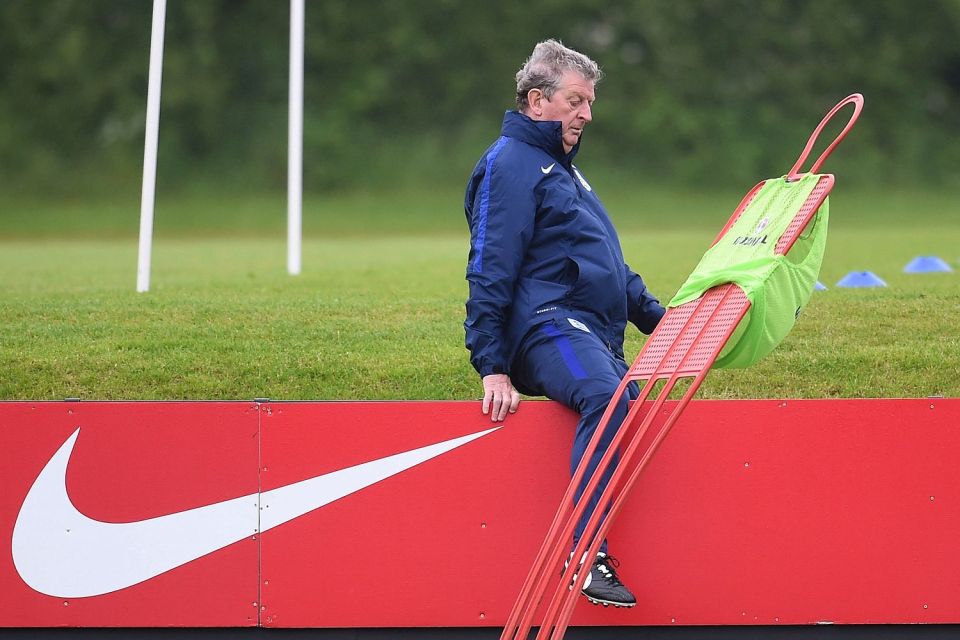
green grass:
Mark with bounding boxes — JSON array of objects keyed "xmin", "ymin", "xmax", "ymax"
[{"xmin": 1, "ymin": 184, "xmax": 958, "ymax": 400}]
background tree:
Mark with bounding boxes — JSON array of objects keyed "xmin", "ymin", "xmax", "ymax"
[{"xmin": 1, "ymin": 0, "xmax": 958, "ymax": 194}]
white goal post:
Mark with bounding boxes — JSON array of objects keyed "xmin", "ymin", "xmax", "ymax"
[
  {"xmin": 287, "ymin": 0, "xmax": 304, "ymax": 276},
  {"xmin": 136, "ymin": 0, "xmax": 166, "ymax": 293},
  {"xmin": 137, "ymin": 0, "xmax": 305, "ymax": 291}
]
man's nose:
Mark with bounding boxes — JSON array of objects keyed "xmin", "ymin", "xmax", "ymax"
[{"xmin": 580, "ymin": 103, "xmax": 593, "ymax": 123}]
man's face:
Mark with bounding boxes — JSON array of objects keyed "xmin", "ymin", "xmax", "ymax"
[{"xmin": 530, "ymin": 70, "xmax": 596, "ymax": 153}]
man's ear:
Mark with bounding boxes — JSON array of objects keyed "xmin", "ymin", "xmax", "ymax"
[{"xmin": 527, "ymin": 88, "xmax": 544, "ymax": 117}]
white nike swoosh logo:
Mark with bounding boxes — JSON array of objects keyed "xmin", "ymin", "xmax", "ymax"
[
  {"xmin": 12, "ymin": 426, "xmax": 499, "ymax": 598},
  {"xmin": 540, "ymin": 163, "xmax": 555, "ymax": 174}
]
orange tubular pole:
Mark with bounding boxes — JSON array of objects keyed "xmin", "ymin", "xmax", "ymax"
[
  {"xmin": 506, "ymin": 365, "xmax": 663, "ymax": 640},
  {"xmin": 548, "ymin": 288, "xmax": 751, "ymax": 639},
  {"xmin": 516, "ymin": 166, "xmax": 833, "ymax": 638},
  {"xmin": 787, "ymin": 93, "xmax": 863, "ymax": 179},
  {"xmin": 526, "ymin": 286, "xmax": 740, "ymax": 639},
  {"xmin": 505, "ymin": 279, "xmax": 725, "ymax": 640},
  {"xmin": 500, "ymin": 371, "xmax": 635, "ymax": 640},
  {"xmin": 541, "ymin": 286, "xmax": 749, "ymax": 639}
]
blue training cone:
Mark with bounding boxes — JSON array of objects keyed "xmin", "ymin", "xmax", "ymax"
[
  {"xmin": 903, "ymin": 256, "xmax": 953, "ymax": 273},
  {"xmin": 836, "ymin": 271, "xmax": 887, "ymax": 288},
  {"xmin": 814, "ymin": 280, "xmax": 827, "ymax": 291}
]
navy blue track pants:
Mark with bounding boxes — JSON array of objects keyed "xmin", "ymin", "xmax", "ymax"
[{"xmin": 513, "ymin": 317, "xmax": 638, "ymax": 554}]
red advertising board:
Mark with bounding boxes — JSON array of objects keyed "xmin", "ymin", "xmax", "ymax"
[
  {"xmin": 1, "ymin": 399, "xmax": 958, "ymax": 627},
  {"xmin": 1, "ymin": 402, "xmax": 260, "ymax": 627},
  {"xmin": 257, "ymin": 400, "xmax": 576, "ymax": 628}
]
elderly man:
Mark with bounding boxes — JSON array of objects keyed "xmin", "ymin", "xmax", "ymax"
[{"xmin": 463, "ymin": 39, "xmax": 665, "ymax": 608}]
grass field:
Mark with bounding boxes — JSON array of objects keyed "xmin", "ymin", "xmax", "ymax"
[{"xmin": 1, "ymin": 183, "xmax": 958, "ymax": 400}]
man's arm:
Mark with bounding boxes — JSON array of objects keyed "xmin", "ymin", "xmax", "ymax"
[
  {"xmin": 464, "ymin": 147, "xmax": 535, "ymax": 419},
  {"xmin": 624, "ymin": 266, "xmax": 666, "ymax": 334}
]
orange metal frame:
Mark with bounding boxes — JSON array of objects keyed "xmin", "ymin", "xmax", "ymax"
[{"xmin": 502, "ymin": 93, "xmax": 864, "ymax": 640}]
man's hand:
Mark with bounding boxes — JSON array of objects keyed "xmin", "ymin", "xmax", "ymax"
[{"xmin": 481, "ymin": 373, "xmax": 521, "ymax": 422}]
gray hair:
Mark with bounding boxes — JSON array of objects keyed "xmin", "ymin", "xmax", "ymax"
[{"xmin": 515, "ymin": 39, "xmax": 603, "ymax": 112}]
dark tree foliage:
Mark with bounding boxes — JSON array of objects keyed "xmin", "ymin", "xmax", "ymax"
[{"xmin": 2, "ymin": 0, "xmax": 959, "ymax": 193}]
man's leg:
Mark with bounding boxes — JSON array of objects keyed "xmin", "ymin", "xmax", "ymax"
[
  {"xmin": 568, "ymin": 374, "xmax": 632, "ymax": 553},
  {"xmin": 513, "ymin": 318, "xmax": 637, "ymax": 606}
]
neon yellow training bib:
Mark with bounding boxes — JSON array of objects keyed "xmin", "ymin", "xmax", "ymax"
[{"xmin": 667, "ymin": 173, "xmax": 829, "ymax": 369}]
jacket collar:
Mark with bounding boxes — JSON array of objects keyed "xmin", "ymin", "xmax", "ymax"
[{"xmin": 500, "ymin": 110, "xmax": 580, "ymax": 165}]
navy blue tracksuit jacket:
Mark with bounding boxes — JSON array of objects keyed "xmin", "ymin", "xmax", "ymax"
[{"xmin": 464, "ymin": 110, "xmax": 664, "ymax": 384}]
